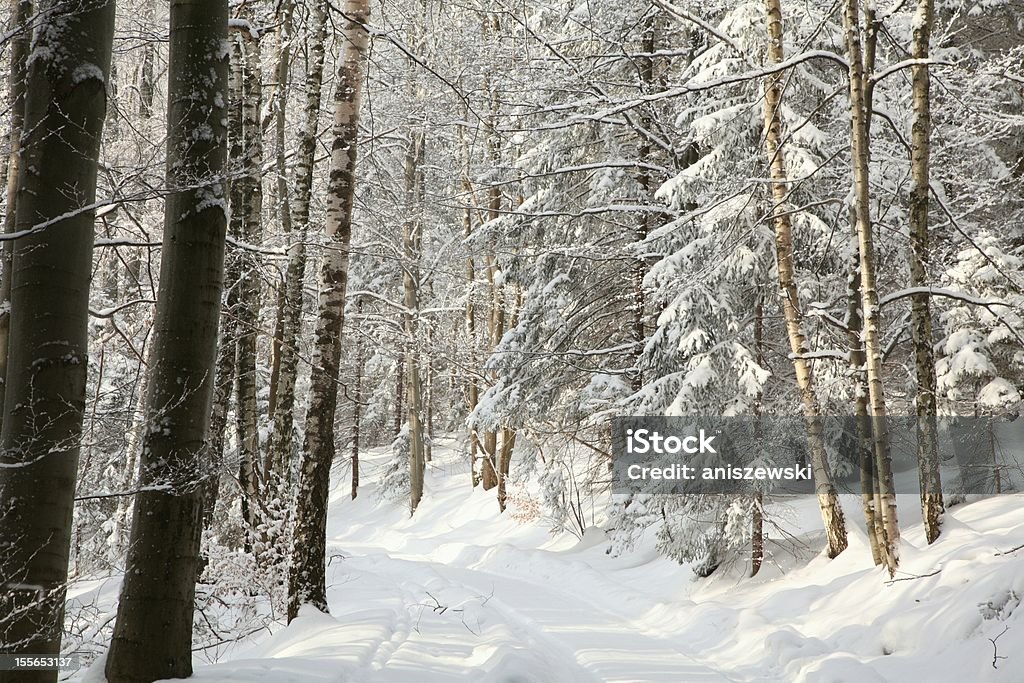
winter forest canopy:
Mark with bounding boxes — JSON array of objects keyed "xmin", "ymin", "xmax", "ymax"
[{"xmin": 1, "ymin": 0, "xmax": 1024, "ymax": 681}]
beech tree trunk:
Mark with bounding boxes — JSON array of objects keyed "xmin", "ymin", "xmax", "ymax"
[
  {"xmin": 909, "ymin": 0, "xmax": 944, "ymax": 544},
  {"xmin": 762, "ymin": 0, "xmax": 848, "ymax": 559},
  {"xmin": 105, "ymin": 2, "xmax": 229, "ymax": 680},
  {"xmin": 288, "ymin": 0, "xmax": 370, "ymax": 622},
  {"xmin": 0, "ymin": 2, "xmax": 114, "ymax": 676},
  {"xmin": 843, "ymin": 0, "xmax": 900, "ymax": 575}
]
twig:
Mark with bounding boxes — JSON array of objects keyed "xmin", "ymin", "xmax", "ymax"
[
  {"xmin": 884, "ymin": 569, "xmax": 941, "ymax": 584},
  {"xmin": 995, "ymin": 543, "xmax": 1024, "ymax": 557},
  {"xmin": 990, "ymin": 626, "xmax": 1009, "ymax": 669}
]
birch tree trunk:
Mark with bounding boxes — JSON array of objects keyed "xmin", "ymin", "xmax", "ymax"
[
  {"xmin": 845, "ymin": 220, "xmax": 885, "ymax": 566},
  {"xmin": 909, "ymin": 0, "xmax": 944, "ymax": 544},
  {"xmin": 0, "ymin": 0, "xmax": 33, "ymax": 436},
  {"xmin": 265, "ymin": 2, "xmax": 328, "ymax": 488},
  {"xmin": 0, "ymin": 2, "xmax": 114, "ymax": 674},
  {"xmin": 843, "ymin": 0, "xmax": 900, "ymax": 574},
  {"xmin": 105, "ymin": 2, "xmax": 229, "ymax": 679},
  {"xmin": 288, "ymin": 0, "xmax": 370, "ymax": 622},
  {"xmin": 762, "ymin": 0, "xmax": 848, "ymax": 559}
]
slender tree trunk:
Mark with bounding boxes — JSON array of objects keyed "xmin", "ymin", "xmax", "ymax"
[
  {"xmin": 631, "ymin": 14, "xmax": 658, "ymax": 393},
  {"xmin": 265, "ymin": 2, "xmax": 328, "ymax": 488},
  {"xmin": 137, "ymin": 0, "xmax": 156, "ymax": 120},
  {"xmin": 459, "ymin": 128, "xmax": 481, "ymax": 487},
  {"xmin": 0, "ymin": 3, "xmax": 114, "ymax": 675},
  {"xmin": 233, "ymin": 21, "xmax": 265, "ymax": 543},
  {"xmin": 351, "ymin": 299, "xmax": 364, "ymax": 499},
  {"xmin": 0, "ymin": 0, "xmax": 33, "ymax": 436},
  {"xmin": 267, "ymin": 0, "xmax": 295, "ymax": 422},
  {"xmin": 404, "ymin": 130, "xmax": 427, "ymax": 515},
  {"xmin": 843, "ymin": 0, "xmax": 899, "ymax": 574},
  {"xmin": 288, "ymin": 0, "xmax": 370, "ymax": 622},
  {"xmin": 762, "ymin": 0, "xmax": 848, "ymax": 559},
  {"xmin": 845, "ymin": 217, "xmax": 885, "ymax": 566},
  {"xmin": 105, "ymin": 2, "xmax": 230, "ymax": 680},
  {"xmin": 479, "ymin": 62, "xmax": 504, "ymax": 492},
  {"xmin": 909, "ymin": 0, "xmax": 944, "ymax": 544},
  {"xmin": 751, "ymin": 297, "xmax": 765, "ymax": 577}
]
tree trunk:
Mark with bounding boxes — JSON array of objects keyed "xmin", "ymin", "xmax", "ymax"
[
  {"xmin": 843, "ymin": 0, "xmax": 899, "ymax": 574},
  {"xmin": 751, "ymin": 297, "xmax": 765, "ymax": 577},
  {"xmin": 0, "ymin": 2, "xmax": 114, "ymax": 675},
  {"xmin": 394, "ymin": 352, "xmax": 406, "ymax": 436},
  {"xmin": 351, "ymin": 299, "xmax": 364, "ymax": 500},
  {"xmin": 0, "ymin": 0, "xmax": 33, "ymax": 437},
  {"xmin": 288, "ymin": 0, "xmax": 370, "ymax": 622},
  {"xmin": 762, "ymin": 0, "xmax": 848, "ymax": 559},
  {"xmin": 233, "ymin": 20, "xmax": 265, "ymax": 544},
  {"xmin": 459, "ymin": 127, "xmax": 481, "ymax": 487},
  {"xmin": 265, "ymin": 2, "xmax": 328, "ymax": 489},
  {"xmin": 496, "ymin": 428, "xmax": 518, "ymax": 512},
  {"xmin": 105, "ymin": 2, "xmax": 229, "ymax": 680},
  {"xmin": 909, "ymin": 0, "xmax": 944, "ymax": 544},
  {"xmin": 267, "ymin": 0, "xmax": 295, "ymax": 422},
  {"xmin": 404, "ymin": 130, "xmax": 427, "ymax": 515},
  {"xmin": 845, "ymin": 215, "xmax": 884, "ymax": 566}
]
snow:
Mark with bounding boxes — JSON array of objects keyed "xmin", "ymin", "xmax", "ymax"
[
  {"xmin": 72, "ymin": 63, "xmax": 105, "ymax": 85},
  {"xmin": 66, "ymin": 437, "xmax": 1024, "ymax": 682}
]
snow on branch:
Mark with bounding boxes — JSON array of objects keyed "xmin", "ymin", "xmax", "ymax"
[{"xmin": 879, "ymin": 287, "xmax": 1009, "ymax": 309}]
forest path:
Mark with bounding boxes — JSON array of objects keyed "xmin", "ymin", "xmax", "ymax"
[{"xmin": 312, "ymin": 439, "xmax": 737, "ymax": 682}]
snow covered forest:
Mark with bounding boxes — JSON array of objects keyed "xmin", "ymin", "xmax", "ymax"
[{"xmin": 2, "ymin": 0, "xmax": 1024, "ymax": 680}]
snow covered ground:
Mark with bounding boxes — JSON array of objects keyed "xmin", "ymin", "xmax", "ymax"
[{"xmin": 70, "ymin": 438, "xmax": 1024, "ymax": 682}]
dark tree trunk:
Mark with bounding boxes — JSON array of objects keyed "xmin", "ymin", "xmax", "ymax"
[
  {"xmin": 105, "ymin": 2, "xmax": 230, "ymax": 680},
  {"xmin": 0, "ymin": 3, "xmax": 114, "ymax": 677},
  {"xmin": 0, "ymin": 0, "xmax": 33, "ymax": 438}
]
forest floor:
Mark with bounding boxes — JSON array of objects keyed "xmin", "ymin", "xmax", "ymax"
[{"xmin": 71, "ymin": 437, "xmax": 1024, "ymax": 682}]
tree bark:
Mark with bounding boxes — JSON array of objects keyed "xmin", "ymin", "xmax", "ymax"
[
  {"xmin": 909, "ymin": 0, "xmax": 944, "ymax": 544},
  {"xmin": 105, "ymin": 2, "xmax": 229, "ymax": 680},
  {"xmin": 288, "ymin": 0, "xmax": 370, "ymax": 622},
  {"xmin": 265, "ymin": 2, "xmax": 328, "ymax": 489},
  {"xmin": 0, "ymin": 0, "xmax": 33, "ymax": 437},
  {"xmin": 0, "ymin": 2, "xmax": 114, "ymax": 675},
  {"xmin": 843, "ymin": 0, "xmax": 900, "ymax": 574},
  {"xmin": 762, "ymin": 0, "xmax": 848, "ymax": 559}
]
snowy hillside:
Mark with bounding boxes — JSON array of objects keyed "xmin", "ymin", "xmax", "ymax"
[{"xmin": 67, "ymin": 438, "xmax": 1024, "ymax": 683}]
